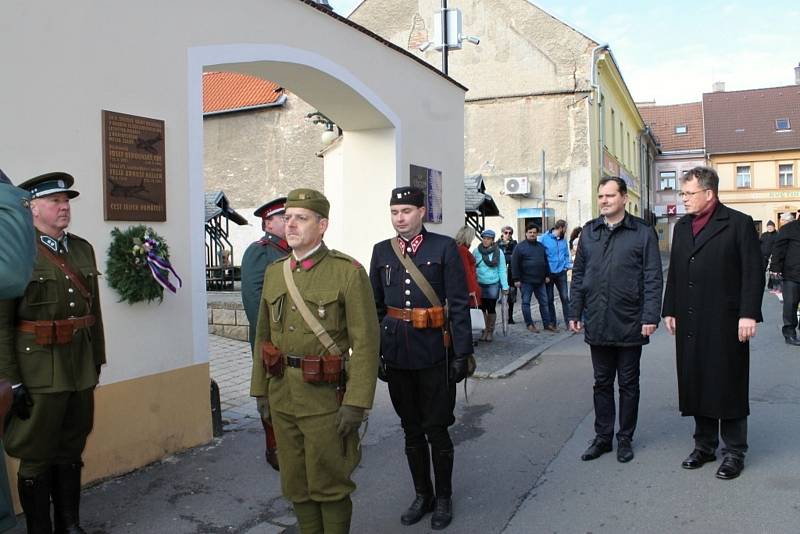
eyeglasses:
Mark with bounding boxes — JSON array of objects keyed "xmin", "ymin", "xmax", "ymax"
[
  {"xmin": 677, "ymin": 189, "xmax": 709, "ymax": 199},
  {"xmin": 502, "ymin": 231, "xmax": 512, "ymax": 235}
]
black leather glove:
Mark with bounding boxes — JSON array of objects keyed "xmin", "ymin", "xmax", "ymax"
[
  {"xmin": 11, "ymin": 385, "xmax": 33, "ymax": 420},
  {"xmin": 377, "ymin": 357, "xmax": 388, "ymax": 383},
  {"xmin": 449, "ymin": 357, "xmax": 470, "ymax": 384}
]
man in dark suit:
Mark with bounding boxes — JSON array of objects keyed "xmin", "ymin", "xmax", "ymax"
[
  {"xmin": 663, "ymin": 166, "xmax": 763, "ymax": 480},
  {"xmin": 369, "ymin": 187, "xmax": 473, "ymax": 530},
  {"xmin": 769, "ymin": 215, "xmax": 800, "ymax": 345}
]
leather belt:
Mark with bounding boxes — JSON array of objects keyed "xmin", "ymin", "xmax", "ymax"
[
  {"xmin": 285, "ymin": 354, "xmax": 304, "ymax": 368},
  {"xmin": 386, "ymin": 306, "xmax": 419, "ymax": 322},
  {"xmin": 17, "ymin": 315, "xmax": 96, "ymax": 334}
]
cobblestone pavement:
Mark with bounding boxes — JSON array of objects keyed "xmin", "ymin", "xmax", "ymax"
[
  {"xmin": 471, "ymin": 299, "xmax": 574, "ymax": 377},
  {"xmin": 208, "ymin": 334, "xmax": 259, "ymax": 424}
]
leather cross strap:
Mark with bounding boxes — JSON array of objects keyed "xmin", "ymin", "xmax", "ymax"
[
  {"xmin": 391, "ymin": 239, "xmax": 442, "ymax": 308},
  {"xmin": 36, "ymin": 242, "xmax": 92, "ymax": 300},
  {"xmin": 282, "ymin": 259, "xmax": 342, "ymax": 356}
]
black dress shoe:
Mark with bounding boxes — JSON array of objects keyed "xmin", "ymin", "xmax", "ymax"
[
  {"xmin": 581, "ymin": 438, "xmax": 612, "ymax": 461},
  {"xmin": 682, "ymin": 449, "xmax": 716, "ymax": 469},
  {"xmin": 716, "ymin": 456, "xmax": 744, "ymax": 480},
  {"xmin": 785, "ymin": 336, "xmax": 800, "ymax": 346},
  {"xmin": 617, "ymin": 438, "xmax": 634, "ymax": 463},
  {"xmin": 401, "ymin": 493, "xmax": 435, "ymax": 525},
  {"xmin": 430, "ymin": 497, "xmax": 452, "ymax": 530}
]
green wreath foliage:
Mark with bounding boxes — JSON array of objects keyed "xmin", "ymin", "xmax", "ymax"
[{"xmin": 106, "ymin": 225, "xmax": 170, "ymax": 304}]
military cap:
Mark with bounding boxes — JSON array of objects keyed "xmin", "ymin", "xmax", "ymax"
[
  {"xmin": 481, "ymin": 229, "xmax": 496, "ymax": 238},
  {"xmin": 390, "ymin": 186, "xmax": 425, "ymax": 207},
  {"xmin": 254, "ymin": 196, "xmax": 287, "ymax": 220},
  {"xmin": 17, "ymin": 171, "xmax": 80, "ymax": 199},
  {"xmin": 286, "ymin": 188, "xmax": 329, "ymax": 218}
]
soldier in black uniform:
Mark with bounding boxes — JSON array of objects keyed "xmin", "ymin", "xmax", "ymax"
[{"xmin": 369, "ymin": 187, "xmax": 473, "ymax": 530}]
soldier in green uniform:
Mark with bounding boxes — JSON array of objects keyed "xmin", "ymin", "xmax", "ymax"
[
  {"xmin": 0, "ymin": 168, "xmax": 35, "ymax": 300},
  {"xmin": 243, "ymin": 196, "xmax": 289, "ymax": 469},
  {"xmin": 0, "ymin": 172, "xmax": 105, "ymax": 534},
  {"xmin": 252, "ymin": 189, "xmax": 379, "ymax": 534}
]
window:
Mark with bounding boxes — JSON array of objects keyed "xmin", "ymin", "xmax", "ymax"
[
  {"xmin": 779, "ymin": 163, "xmax": 794, "ymax": 187},
  {"xmin": 776, "ymin": 118, "xmax": 791, "ymax": 131},
  {"xmin": 660, "ymin": 171, "xmax": 676, "ymax": 190},
  {"xmin": 611, "ymin": 109, "xmax": 616, "ymax": 152},
  {"xmin": 736, "ymin": 165, "xmax": 752, "ymax": 188},
  {"xmin": 675, "ymin": 125, "xmax": 688, "ymax": 134}
]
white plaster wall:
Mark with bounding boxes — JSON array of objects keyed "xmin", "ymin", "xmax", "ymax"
[{"xmin": 0, "ymin": 0, "xmax": 465, "ymax": 385}]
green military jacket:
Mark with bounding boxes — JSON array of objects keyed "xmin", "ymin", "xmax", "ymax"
[
  {"xmin": 0, "ymin": 183, "xmax": 35, "ymax": 299},
  {"xmin": 240, "ymin": 232, "xmax": 290, "ymax": 351},
  {"xmin": 251, "ymin": 244, "xmax": 379, "ymax": 417},
  {"xmin": 0, "ymin": 231, "xmax": 106, "ymax": 392}
]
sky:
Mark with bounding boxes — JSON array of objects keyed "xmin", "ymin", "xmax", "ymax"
[{"xmin": 328, "ymin": 0, "xmax": 800, "ymax": 105}]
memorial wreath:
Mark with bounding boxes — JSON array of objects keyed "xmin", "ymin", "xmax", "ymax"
[{"xmin": 106, "ymin": 225, "xmax": 182, "ymax": 304}]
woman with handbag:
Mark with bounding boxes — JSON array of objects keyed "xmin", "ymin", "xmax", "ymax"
[{"xmin": 472, "ymin": 229, "xmax": 509, "ymax": 341}]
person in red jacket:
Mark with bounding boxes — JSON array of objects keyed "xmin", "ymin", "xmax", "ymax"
[{"xmin": 454, "ymin": 226, "xmax": 481, "ymax": 308}]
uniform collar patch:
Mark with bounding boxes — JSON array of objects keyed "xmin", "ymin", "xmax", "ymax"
[
  {"xmin": 40, "ymin": 234, "xmax": 69, "ymax": 253},
  {"xmin": 397, "ymin": 234, "xmax": 424, "ymax": 256}
]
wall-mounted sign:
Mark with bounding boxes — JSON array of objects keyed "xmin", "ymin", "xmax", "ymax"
[
  {"xmin": 410, "ymin": 164, "xmax": 442, "ymax": 223},
  {"xmin": 102, "ymin": 110, "xmax": 166, "ymax": 221}
]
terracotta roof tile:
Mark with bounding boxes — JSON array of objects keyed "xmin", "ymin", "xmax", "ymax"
[
  {"xmin": 203, "ymin": 72, "xmax": 284, "ymax": 114},
  {"xmin": 703, "ymin": 85, "xmax": 800, "ymax": 155},
  {"xmin": 638, "ymin": 102, "xmax": 704, "ymax": 152}
]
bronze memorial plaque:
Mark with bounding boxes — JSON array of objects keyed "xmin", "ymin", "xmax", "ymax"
[{"xmin": 102, "ymin": 110, "xmax": 166, "ymax": 221}]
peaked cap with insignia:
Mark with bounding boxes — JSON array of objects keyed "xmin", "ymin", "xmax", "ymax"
[
  {"xmin": 285, "ymin": 188, "xmax": 329, "ymax": 218},
  {"xmin": 18, "ymin": 171, "xmax": 80, "ymax": 199},
  {"xmin": 254, "ymin": 196, "xmax": 287, "ymax": 220}
]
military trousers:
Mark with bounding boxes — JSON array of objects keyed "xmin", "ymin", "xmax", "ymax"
[
  {"xmin": 5, "ymin": 388, "xmax": 94, "ymax": 477},
  {"xmin": 387, "ymin": 362, "xmax": 456, "ymax": 451},
  {"xmin": 272, "ymin": 409, "xmax": 360, "ymax": 504}
]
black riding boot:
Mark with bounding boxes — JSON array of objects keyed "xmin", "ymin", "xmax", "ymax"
[
  {"xmin": 51, "ymin": 462, "xmax": 87, "ymax": 534},
  {"xmin": 18, "ymin": 472, "xmax": 53, "ymax": 534},
  {"xmin": 430, "ymin": 448, "xmax": 454, "ymax": 530},
  {"xmin": 400, "ymin": 445, "xmax": 435, "ymax": 525}
]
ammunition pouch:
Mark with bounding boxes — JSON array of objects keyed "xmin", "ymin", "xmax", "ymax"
[
  {"xmin": 301, "ymin": 354, "xmax": 343, "ymax": 384},
  {"xmin": 262, "ymin": 342, "xmax": 285, "ymax": 378}
]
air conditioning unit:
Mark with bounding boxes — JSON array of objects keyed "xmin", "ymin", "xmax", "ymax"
[{"xmin": 503, "ymin": 177, "xmax": 529, "ymax": 195}]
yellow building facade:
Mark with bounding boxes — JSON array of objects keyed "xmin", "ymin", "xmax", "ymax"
[
  {"xmin": 713, "ymin": 150, "xmax": 800, "ymax": 231},
  {"xmin": 593, "ymin": 51, "xmax": 648, "ymax": 216}
]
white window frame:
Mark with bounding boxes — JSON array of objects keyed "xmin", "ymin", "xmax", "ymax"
[
  {"xmin": 659, "ymin": 170, "xmax": 677, "ymax": 190},
  {"xmin": 675, "ymin": 125, "xmax": 688, "ymax": 134},
  {"xmin": 776, "ymin": 118, "xmax": 791, "ymax": 131},
  {"xmin": 779, "ymin": 163, "xmax": 794, "ymax": 187},
  {"xmin": 736, "ymin": 165, "xmax": 752, "ymax": 189}
]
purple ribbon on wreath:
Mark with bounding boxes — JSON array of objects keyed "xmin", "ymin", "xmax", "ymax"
[{"xmin": 144, "ymin": 237, "xmax": 182, "ymax": 293}]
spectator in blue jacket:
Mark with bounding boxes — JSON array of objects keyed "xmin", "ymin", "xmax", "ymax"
[
  {"xmin": 473, "ymin": 229, "xmax": 508, "ymax": 341},
  {"xmin": 540, "ymin": 219, "xmax": 572, "ymax": 332},
  {"xmin": 511, "ymin": 223, "xmax": 551, "ymax": 333}
]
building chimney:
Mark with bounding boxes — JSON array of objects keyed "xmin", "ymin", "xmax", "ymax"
[
  {"xmin": 712, "ymin": 81, "xmax": 725, "ymax": 92},
  {"xmin": 795, "ymin": 63, "xmax": 800, "ymax": 85}
]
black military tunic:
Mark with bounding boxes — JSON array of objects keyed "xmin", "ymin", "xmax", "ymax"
[{"xmin": 369, "ymin": 228, "xmax": 473, "ymax": 369}]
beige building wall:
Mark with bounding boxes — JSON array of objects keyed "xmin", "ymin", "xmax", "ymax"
[
  {"xmin": 351, "ymin": 0, "xmax": 598, "ymax": 234},
  {"xmin": 204, "ymin": 93, "xmax": 324, "ymax": 264},
  {"xmin": 714, "ymin": 150, "xmax": 800, "ymax": 230}
]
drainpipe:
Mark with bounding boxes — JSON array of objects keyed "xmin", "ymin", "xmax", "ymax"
[{"xmin": 590, "ymin": 44, "xmax": 609, "ymax": 190}]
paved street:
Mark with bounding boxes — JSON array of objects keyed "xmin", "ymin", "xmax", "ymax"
[{"xmin": 10, "ymin": 290, "xmax": 798, "ymax": 533}]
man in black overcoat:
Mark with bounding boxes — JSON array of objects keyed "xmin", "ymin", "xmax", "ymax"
[{"xmin": 662, "ymin": 166, "xmax": 764, "ymax": 480}]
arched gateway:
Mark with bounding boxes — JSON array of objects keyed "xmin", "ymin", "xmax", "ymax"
[{"xmin": 0, "ymin": 0, "xmax": 465, "ymax": 486}]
